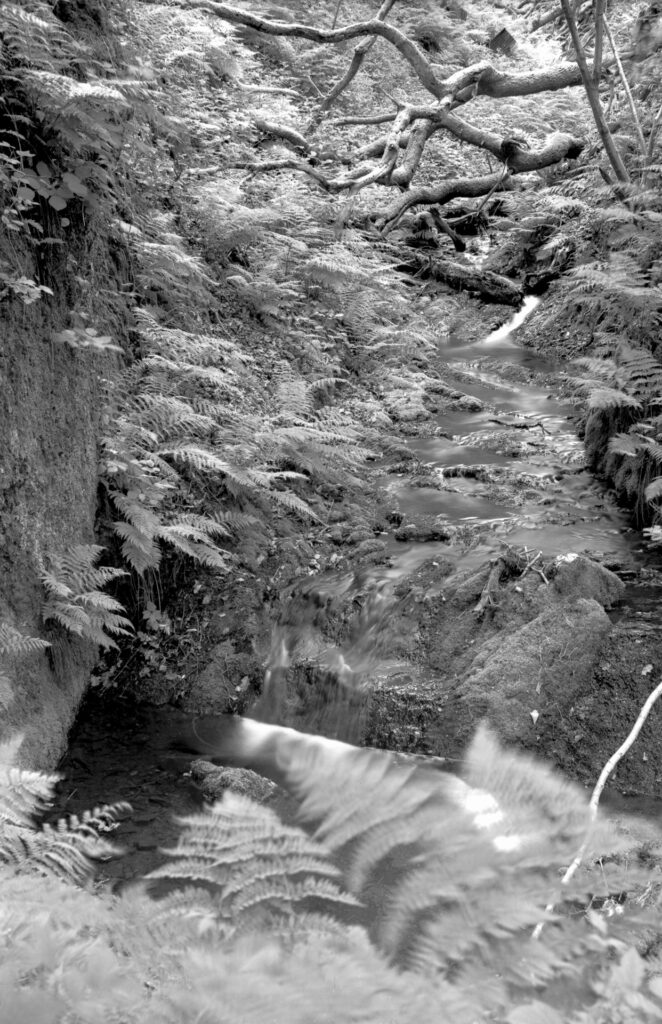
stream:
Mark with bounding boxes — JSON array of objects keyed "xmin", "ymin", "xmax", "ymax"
[{"xmin": 47, "ymin": 297, "xmax": 662, "ymax": 887}]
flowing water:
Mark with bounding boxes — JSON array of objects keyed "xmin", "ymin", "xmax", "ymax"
[
  {"xmin": 47, "ymin": 297, "xmax": 662, "ymax": 883},
  {"xmin": 378, "ymin": 295, "xmax": 641, "ymax": 580}
]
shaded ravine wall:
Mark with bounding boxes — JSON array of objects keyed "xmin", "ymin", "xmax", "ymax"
[{"xmin": 0, "ymin": 241, "xmax": 125, "ymax": 769}]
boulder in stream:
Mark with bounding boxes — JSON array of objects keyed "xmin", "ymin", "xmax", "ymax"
[
  {"xmin": 460, "ymin": 597, "xmax": 612, "ymax": 745},
  {"xmin": 550, "ymin": 552, "xmax": 624, "ymax": 608},
  {"xmin": 190, "ymin": 760, "xmax": 278, "ymax": 804}
]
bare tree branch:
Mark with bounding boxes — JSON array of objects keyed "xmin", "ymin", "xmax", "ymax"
[
  {"xmin": 533, "ymin": 676, "xmax": 662, "ymax": 940},
  {"xmin": 391, "ymin": 121, "xmax": 437, "ymax": 187},
  {"xmin": 354, "ymin": 109, "xmax": 584, "ymax": 174},
  {"xmin": 451, "ymin": 61, "xmax": 586, "ymax": 103},
  {"xmin": 593, "ymin": 0, "xmax": 606, "ymax": 83},
  {"xmin": 181, "ymin": 1, "xmax": 446, "ymax": 98},
  {"xmin": 180, "ymin": 1, "xmax": 614, "ymax": 106},
  {"xmin": 255, "ymin": 119, "xmax": 311, "ymax": 153},
  {"xmin": 435, "ymin": 111, "xmax": 585, "ymax": 169},
  {"xmin": 312, "ymin": 0, "xmax": 398, "ymax": 124},
  {"xmin": 376, "ymin": 173, "xmax": 516, "ymax": 234},
  {"xmin": 233, "ymin": 157, "xmax": 336, "ymax": 190}
]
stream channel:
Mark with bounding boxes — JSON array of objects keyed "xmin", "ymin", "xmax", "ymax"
[{"xmin": 48, "ymin": 296, "xmax": 662, "ymax": 887}]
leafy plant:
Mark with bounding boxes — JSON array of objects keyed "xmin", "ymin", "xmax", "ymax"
[
  {"xmin": 2, "ymin": 715, "xmax": 662, "ymax": 1022},
  {"xmin": 0, "ymin": 737, "xmax": 127, "ymax": 882},
  {"xmin": 41, "ymin": 544, "xmax": 133, "ymax": 649},
  {"xmin": 150, "ymin": 791, "xmax": 359, "ymax": 937}
]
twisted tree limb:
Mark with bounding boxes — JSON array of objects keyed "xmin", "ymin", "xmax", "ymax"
[
  {"xmin": 376, "ymin": 173, "xmax": 514, "ymax": 234},
  {"xmin": 182, "ymin": 0, "xmax": 608, "ymax": 104},
  {"xmin": 311, "ymin": 0, "xmax": 398, "ymax": 126},
  {"xmin": 182, "ymin": 0, "xmax": 447, "ymax": 98}
]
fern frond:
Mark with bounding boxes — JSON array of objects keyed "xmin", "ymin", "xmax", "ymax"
[
  {"xmin": 587, "ymin": 388, "xmax": 642, "ymax": 412},
  {"xmin": 608, "ymin": 432, "xmax": 642, "ymax": 457},
  {"xmin": 0, "ymin": 622, "xmax": 50, "ymax": 656},
  {"xmin": 645, "ymin": 477, "xmax": 662, "ymax": 501},
  {"xmin": 0, "ymin": 766, "xmax": 58, "ymax": 827},
  {"xmin": 132, "ymin": 394, "xmax": 216, "ymax": 438},
  {"xmin": 157, "ymin": 526, "xmax": 230, "ymax": 570},
  {"xmin": 1, "ymin": 798, "xmax": 127, "ymax": 882},
  {"xmin": 41, "ymin": 545, "xmax": 132, "ymax": 648},
  {"xmin": 170, "ymin": 512, "xmax": 232, "ymax": 539},
  {"xmin": 261, "ymin": 721, "xmax": 618, "ymax": 975},
  {"xmin": 113, "ymin": 520, "xmax": 162, "ymax": 574},
  {"xmin": 268, "ymin": 488, "xmax": 319, "ymax": 520},
  {"xmin": 150, "ymin": 792, "xmax": 358, "ymax": 931},
  {"xmin": 158, "ymin": 444, "xmax": 232, "ymax": 476}
]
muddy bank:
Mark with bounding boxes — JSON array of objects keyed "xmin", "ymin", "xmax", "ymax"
[
  {"xmin": 50, "ymin": 552, "xmax": 662, "ymax": 885},
  {"xmin": 363, "ymin": 555, "xmax": 662, "ymax": 791}
]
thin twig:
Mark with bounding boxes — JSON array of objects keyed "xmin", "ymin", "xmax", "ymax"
[
  {"xmin": 603, "ymin": 17, "xmax": 647, "ymax": 161},
  {"xmin": 647, "ymin": 101, "xmax": 662, "ymax": 162},
  {"xmin": 593, "ymin": 0, "xmax": 605, "ymax": 83},
  {"xmin": 331, "ymin": 0, "xmax": 343, "ymax": 29},
  {"xmin": 533, "ymin": 677, "xmax": 662, "ymax": 939}
]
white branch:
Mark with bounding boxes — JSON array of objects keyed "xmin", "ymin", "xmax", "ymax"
[{"xmin": 533, "ymin": 676, "xmax": 662, "ymax": 939}]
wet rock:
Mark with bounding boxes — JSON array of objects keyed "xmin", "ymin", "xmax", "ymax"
[
  {"xmin": 190, "ymin": 760, "xmax": 278, "ymax": 803},
  {"xmin": 452, "ymin": 394, "xmax": 483, "ymax": 412},
  {"xmin": 327, "ymin": 520, "xmax": 374, "ymax": 545},
  {"xmin": 551, "ymin": 553, "xmax": 625, "ymax": 608},
  {"xmin": 384, "ymin": 392, "xmax": 430, "ymax": 422},
  {"xmin": 354, "ymin": 538, "xmax": 388, "ymax": 563},
  {"xmin": 394, "ymin": 522, "xmax": 453, "ymax": 543},
  {"xmin": 461, "ymin": 598, "xmax": 612, "ymax": 744},
  {"xmin": 182, "ymin": 640, "xmax": 255, "ymax": 714}
]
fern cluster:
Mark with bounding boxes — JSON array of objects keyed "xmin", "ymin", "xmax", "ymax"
[
  {"xmin": 571, "ymin": 344, "xmax": 662, "ymax": 525},
  {"xmin": 4, "ymin": 718, "xmax": 661, "ymax": 1022},
  {"xmin": 0, "ymin": 0, "xmax": 149, "ymax": 301},
  {"xmin": 41, "ymin": 544, "xmax": 132, "ymax": 649},
  {"xmin": 0, "ymin": 737, "xmax": 127, "ymax": 881}
]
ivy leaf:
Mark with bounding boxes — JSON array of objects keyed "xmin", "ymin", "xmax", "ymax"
[
  {"xmin": 15, "ymin": 185, "xmax": 35, "ymax": 203},
  {"xmin": 62, "ymin": 172, "xmax": 88, "ymax": 197},
  {"xmin": 48, "ymin": 194, "xmax": 67, "ymax": 211}
]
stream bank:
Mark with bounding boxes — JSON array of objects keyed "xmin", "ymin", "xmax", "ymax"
[{"xmin": 50, "ymin": 296, "xmax": 662, "ymax": 884}]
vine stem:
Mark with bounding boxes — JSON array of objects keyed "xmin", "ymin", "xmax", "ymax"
[{"xmin": 533, "ymin": 676, "xmax": 662, "ymax": 940}]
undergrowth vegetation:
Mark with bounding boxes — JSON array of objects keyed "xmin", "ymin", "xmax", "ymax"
[
  {"xmin": 2, "ymin": 722, "xmax": 662, "ymax": 1022},
  {"xmin": 4, "ymin": 0, "xmax": 662, "ymax": 1018}
]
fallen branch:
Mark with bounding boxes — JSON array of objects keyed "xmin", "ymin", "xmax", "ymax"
[
  {"xmin": 254, "ymin": 119, "xmax": 311, "ymax": 153},
  {"xmin": 311, "ymin": 0, "xmax": 398, "ymax": 125},
  {"xmin": 399, "ymin": 251, "xmax": 524, "ymax": 305},
  {"xmin": 533, "ymin": 676, "xmax": 662, "ymax": 939},
  {"xmin": 377, "ymin": 172, "xmax": 516, "ymax": 234},
  {"xmin": 181, "ymin": 0, "xmax": 614, "ymax": 106},
  {"xmin": 182, "ymin": 1, "xmax": 446, "ymax": 98}
]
